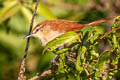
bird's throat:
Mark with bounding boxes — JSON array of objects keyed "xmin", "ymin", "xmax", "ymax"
[{"xmin": 35, "ymin": 29, "xmax": 64, "ymax": 46}]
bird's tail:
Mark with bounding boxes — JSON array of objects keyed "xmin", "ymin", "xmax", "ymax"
[{"xmin": 83, "ymin": 17, "xmax": 115, "ymax": 27}]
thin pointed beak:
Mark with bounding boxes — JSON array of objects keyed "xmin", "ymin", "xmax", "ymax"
[{"xmin": 24, "ymin": 34, "xmax": 34, "ymax": 39}]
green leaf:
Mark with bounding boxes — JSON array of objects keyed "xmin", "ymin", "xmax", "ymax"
[
  {"xmin": 0, "ymin": 1, "xmax": 17, "ymax": 16},
  {"xmin": 112, "ymin": 34, "xmax": 117, "ymax": 48},
  {"xmin": 56, "ymin": 48, "xmax": 69, "ymax": 54},
  {"xmin": 95, "ymin": 51, "xmax": 110, "ymax": 77},
  {"xmin": 97, "ymin": 51, "xmax": 110, "ymax": 69},
  {"xmin": 34, "ymin": 2, "xmax": 57, "ymax": 20},
  {"xmin": 82, "ymin": 31, "xmax": 94, "ymax": 43},
  {"xmin": 89, "ymin": 34, "xmax": 100, "ymax": 44},
  {"xmin": 112, "ymin": 16, "xmax": 120, "ymax": 30},
  {"xmin": 43, "ymin": 32, "xmax": 80, "ymax": 53},
  {"xmin": 90, "ymin": 50, "xmax": 99, "ymax": 57},
  {"xmin": 58, "ymin": 54, "xmax": 67, "ymax": 73},
  {"xmin": 75, "ymin": 46, "xmax": 87, "ymax": 72},
  {"xmin": 21, "ymin": 6, "xmax": 37, "ymax": 26},
  {"xmin": 0, "ymin": 1, "xmax": 20, "ymax": 22}
]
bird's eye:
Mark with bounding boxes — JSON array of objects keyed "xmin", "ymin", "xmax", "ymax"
[
  {"xmin": 33, "ymin": 28, "xmax": 40, "ymax": 33},
  {"xmin": 36, "ymin": 28, "xmax": 39, "ymax": 32}
]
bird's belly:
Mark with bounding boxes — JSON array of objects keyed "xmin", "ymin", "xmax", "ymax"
[{"xmin": 39, "ymin": 30, "xmax": 64, "ymax": 46}]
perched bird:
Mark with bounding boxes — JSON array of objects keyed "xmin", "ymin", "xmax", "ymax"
[{"xmin": 25, "ymin": 17, "xmax": 114, "ymax": 46}]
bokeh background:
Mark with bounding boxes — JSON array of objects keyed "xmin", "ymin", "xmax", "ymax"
[{"xmin": 0, "ymin": 0, "xmax": 120, "ymax": 80}]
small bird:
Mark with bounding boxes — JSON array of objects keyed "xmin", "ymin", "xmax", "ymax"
[{"xmin": 25, "ymin": 17, "xmax": 114, "ymax": 46}]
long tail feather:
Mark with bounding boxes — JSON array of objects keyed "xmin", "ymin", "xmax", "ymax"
[{"xmin": 84, "ymin": 17, "xmax": 115, "ymax": 27}]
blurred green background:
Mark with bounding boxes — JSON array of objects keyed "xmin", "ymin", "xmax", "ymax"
[{"xmin": 0, "ymin": 0, "xmax": 120, "ymax": 80}]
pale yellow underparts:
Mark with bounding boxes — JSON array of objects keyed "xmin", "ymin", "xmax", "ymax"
[{"xmin": 33, "ymin": 25, "xmax": 64, "ymax": 46}]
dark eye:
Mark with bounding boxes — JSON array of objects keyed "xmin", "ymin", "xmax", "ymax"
[
  {"xmin": 36, "ymin": 28, "xmax": 39, "ymax": 32},
  {"xmin": 33, "ymin": 28, "xmax": 40, "ymax": 33},
  {"xmin": 34, "ymin": 27, "xmax": 43, "ymax": 33}
]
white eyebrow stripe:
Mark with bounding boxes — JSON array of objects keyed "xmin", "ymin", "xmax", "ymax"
[{"xmin": 33, "ymin": 25, "xmax": 43, "ymax": 33}]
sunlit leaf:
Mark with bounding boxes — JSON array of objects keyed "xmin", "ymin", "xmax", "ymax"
[
  {"xmin": 58, "ymin": 54, "xmax": 67, "ymax": 73},
  {"xmin": 0, "ymin": 1, "xmax": 20, "ymax": 22},
  {"xmin": 90, "ymin": 34, "xmax": 100, "ymax": 44},
  {"xmin": 43, "ymin": 32, "xmax": 80, "ymax": 53},
  {"xmin": 0, "ymin": 1, "xmax": 17, "ymax": 16},
  {"xmin": 112, "ymin": 16, "xmax": 120, "ymax": 30},
  {"xmin": 75, "ymin": 46, "xmax": 87, "ymax": 72},
  {"xmin": 82, "ymin": 31, "xmax": 94, "ymax": 43},
  {"xmin": 112, "ymin": 34, "xmax": 117, "ymax": 48},
  {"xmin": 95, "ymin": 51, "xmax": 110, "ymax": 77},
  {"xmin": 56, "ymin": 48, "xmax": 69, "ymax": 54},
  {"xmin": 90, "ymin": 50, "xmax": 99, "ymax": 57},
  {"xmin": 21, "ymin": 6, "xmax": 37, "ymax": 26}
]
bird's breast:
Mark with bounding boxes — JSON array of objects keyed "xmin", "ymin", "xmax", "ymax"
[{"xmin": 34, "ymin": 25, "xmax": 64, "ymax": 46}]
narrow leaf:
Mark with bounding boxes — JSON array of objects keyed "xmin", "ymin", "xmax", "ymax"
[
  {"xmin": 95, "ymin": 51, "xmax": 110, "ymax": 77},
  {"xmin": 21, "ymin": 6, "xmax": 37, "ymax": 26},
  {"xmin": 112, "ymin": 16, "xmax": 120, "ymax": 30},
  {"xmin": 43, "ymin": 32, "xmax": 80, "ymax": 53},
  {"xmin": 75, "ymin": 46, "xmax": 87, "ymax": 72},
  {"xmin": 0, "ymin": 1, "xmax": 20, "ymax": 22}
]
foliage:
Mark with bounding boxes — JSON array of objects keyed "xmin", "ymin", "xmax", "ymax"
[
  {"xmin": 0, "ymin": 0, "xmax": 120, "ymax": 80},
  {"xmin": 42, "ymin": 16, "xmax": 120, "ymax": 79}
]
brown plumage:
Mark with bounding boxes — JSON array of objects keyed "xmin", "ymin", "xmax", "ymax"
[
  {"xmin": 33, "ymin": 17, "xmax": 113, "ymax": 33},
  {"xmin": 25, "ymin": 17, "xmax": 114, "ymax": 46}
]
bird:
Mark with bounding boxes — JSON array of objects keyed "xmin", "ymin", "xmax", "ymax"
[{"xmin": 24, "ymin": 17, "xmax": 114, "ymax": 46}]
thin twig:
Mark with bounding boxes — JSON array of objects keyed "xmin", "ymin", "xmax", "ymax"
[
  {"xmin": 92, "ymin": 60, "xmax": 116, "ymax": 67},
  {"xmin": 24, "ymin": 0, "xmax": 39, "ymax": 58},
  {"xmin": 84, "ymin": 63, "xmax": 107, "ymax": 77},
  {"xmin": 29, "ymin": 70, "xmax": 52, "ymax": 80},
  {"xmin": 100, "ymin": 27, "xmax": 120, "ymax": 39},
  {"xmin": 18, "ymin": 59, "xmax": 26, "ymax": 80},
  {"xmin": 18, "ymin": 0, "xmax": 40, "ymax": 80},
  {"xmin": 28, "ymin": 73, "xmax": 40, "ymax": 80},
  {"xmin": 84, "ymin": 69, "xmax": 92, "ymax": 80},
  {"xmin": 67, "ymin": 57, "xmax": 107, "ymax": 76}
]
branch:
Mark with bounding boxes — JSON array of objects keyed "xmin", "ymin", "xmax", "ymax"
[
  {"xmin": 84, "ymin": 63, "xmax": 107, "ymax": 77},
  {"xmin": 18, "ymin": 0, "xmax": 40, "ymax": 80},
  {"xmin": 29, "ymin": 70, "xmax": 52, "ymax": 80},
  {"xmin": 100, "ymin": 27, "xmax": 120, "ymax": 39},
  {"xmin": 84, "ymin": 69, "xmax": 92, "ymax": 80}
]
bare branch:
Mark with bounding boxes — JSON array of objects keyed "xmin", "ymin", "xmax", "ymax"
[
  {"xmin": 84, "ymin": 69, "xmax": 92, "ymax": 80},
  {"xmin": 84, "ymin": 63, "xmax": 107, "ymax": 77},
  {"xmin": 18, "ymin": 0, "xmax": 40, "ymax": 80},
  {"xmin": 100, "ymin": 27, "xmax": 120, "ymax": 39},
  {"xmin": 29, "ymin": 70, "xmax": 52, "ymax": 80}
]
